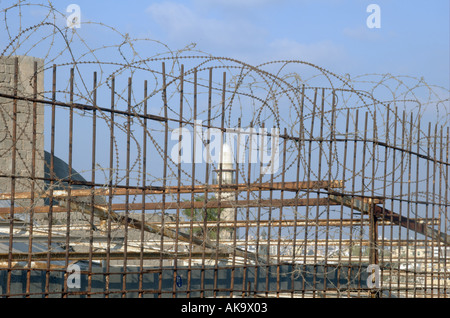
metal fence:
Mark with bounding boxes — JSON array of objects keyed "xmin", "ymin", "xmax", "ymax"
[{"xmin": 0, "ymin": 55, "xmax": 448, "ymax": 298}]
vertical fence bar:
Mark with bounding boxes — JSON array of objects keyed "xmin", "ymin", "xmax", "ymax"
[
  {"xmin": 88, "ymin": 71, "xmax": 97, "ymax": 297},
  {"xmin": 438, "ymin": 125, "xmax": 444, "ymax": 298},
  {"xmin": 200, "ymin": 67, "xmax": 213, "ymax": 298},
  {"xmin": 277, "ymin": 127, "xmax": 287, "ymax": 297},
  {"xmin": 291, "ymin": 85, "xmax": 304, "ymax": 298},
  {"xmin": 432, "ymin": 124, "xmax": 438, "ymax": 296},
  {"xmin": 431, "ymin": 122, "xmax": 437, "ymax": 297},
  {"xmin": 357, "ymin": 111, "xmax": 368, "ymax": 298},
  {"xmin": 122, "ymin": 76, "xmax": 132, "ymax": 298},
  {"xmin": 303, "ymin": 88, "xmax": 316, "ymax": 298},
  {"xmin": 45, "ymin": 64, "xmax": 57, "ymax": 297},
  {"xmin": 369, "ymin": 110, "xmax": 379, "ymax": 298},
  {"xmin": 158, "ymin": 62, "xmax": 168, "ymax": 298},
  {"xmin": 6, "ymin": 57, "xmax": 18, "ymax": 298},
  {"xmin": 187, "ymin": 69, "xmax": 197, "ymax": 298},
  {"xmin": 346, "ymin": 108, "xmax": 358, "ymax": 298},
  {"xmin": 254, "ymin": 122, "xmax": 264, "ymax": 297},
  {"xmin": 62, "ymin": 67, "xmax": 74, "ymax": 298},
  {"xmin": 404, "ymin": 112, "xmax": 414, "ymax": 297},
  {"xmin": 265, "ymin": 125, "xmax": 275, "ymax": 297},
  {"xmin": 323, "ymin": 89, "xmax": 336, "ymax": 296},
  {"xmin": 173, "ymin": 65, "xmax": 183, "ymax": 298},
  {"xmin": 398, "ymin": 111, "xmax": 406, "ymax": 297},
  {"xmin": 413, "ymin": 115, "xmax": 420, "ymax": 297},
  {"xmin": 230, "ymin": 118, "xmax": 241, "ymax": 298},
  {"xmin": 381, "ymin": 105, "xmax": 390, "ymax": 297},
  {"xmin": 220, "ymin": 70, "xmax": 227, "ymax": 296},
  {"xmin": 337, "ymin": 108, "xmax": 350, "ymax": 296},
  {"xmin": 313, "ymin": 88, "xmax": 325, "ymax": 298},
  {"xmin": 139, "ymin": 79, "xmax": 148, "ymax": 298},
  {"xmin": 242, "ymin": 122, "xmax": 253, "ymax": 297},
  {"xmin": 424, "ymin": 122, "xmax": 431, "ymax": 296},
  {"xmin": 212, "ymin": 70, "xmax": 226, "ymax": 298},
  {"xmin": 391, "ymin": 107, "xmax": 399, "ymax": 296},
  {"xmin": 25, "ymin": 61, "xmax": 38, "ymax": 297},
  {"xmin": 105, "ymin": 75, "xmax": 115, "ymax": 298},
  {"xmin": 445, "ymin": 127, "xmax": 449, "ymax": 297}
]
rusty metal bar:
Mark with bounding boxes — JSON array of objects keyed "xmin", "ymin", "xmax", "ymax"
[
  {"xmin": 368, "ymin": 110, "xmax": 379, "ymax": 298},
  {"xmin": 138, "ymin": 79, "xmax": 147, "ymax": 298},
  {"xmin": 45, "ymin": 63, "xmax": 57, "ymax": 298},
  {"xmin": 159, "ymin": 62, "xmax": 168, "ymax": 298},
  {"xmin": 300, "ymin": 86, "xmax": 314, "ymax": 298},
  {"xmin": 25, "ymin": 60, "xmax": 38, "ymax": 297},
  {"xmin": 62, "ymin": 67, "xmax": 75, "ymax": 298},
  {"xmin": 312, "ymin": 88, "xmax": 324, "ymax": 298},
  {"xmin": 186, "ymin": 68, "xmax": 198, "ymax": 298},
  {"xmin": 336, "ymin": 108, "xmax": 350, "ymax": 295},
  {"xmin": 404, "ymin": 112, "xmax": 412, "ymax": 297},
  {"xmin": 357, "ymin": 111, "xmax": 368, "ymax": 298},
  {"xmin": 105, "ymin": 74, "xmax": 115, "ymax": 298},
  {"xmin": 390, "ymin": 107, "xmax": 399, "ymax": 295},
  {"xmin": 253, "ymin": 122, "xmax": 263, "ymax": 296},
  {"xmin": 445, "ymin": 127, "xmax": 449, "ymax": 296},
  {"xmin": 6, "ymin": 57, "xmax": 18, "ymax": 298},
  {"xmin": 431, "ymin": 123, "xmax": 437, "ymax": 296},
  {"xmin": 87, "ymin": 70, "xmax": 97, "ymax": 297},
  {"xmin": 291, "ymin": 85, "xmax": 304, "ymax": 298},
  {"xmin": 413, "ymin": 114, "xmax": 420, "ymax": 298},
  {"xmin": 121, "ymin": 76, "xmax": 132, "ymax": 298},
  {"xmin": 346, "ymin": 108, "xmax": 358, "ymax": 298},
  {"xmin": 323, "ymin": 89, "xmax": 336, "ymax": 296},
  {"xmin": 2, "ymin": 217, "xmax": 438, "ymax": 230},
  {"xmin": 276, "ymin": 127, "xmax": 287, "ymax": 298},
  {"xmin": 328, "ymin": 194, "xmax": 450, "ymax": 246},
  {"xmin": 200, "ymin": 66, "xmax": 213, "ymax": 298},
  {"xmin": 242, "ymin": 122, "xmax": 253, "ymax": 297},
  {"xmin": 380, "ymin": 105, "xmax": 390, "ymax": 297},
  {"xmin": 173, "ymin": 65, "xmax": 184, "ymax": 298},
  {"xmin": 0, "ymin": 180, "xmax": 342, "ymax": 200},
  {"xmin": 230, "ymin": 118, "xmax": 241, "ymax": 298}
]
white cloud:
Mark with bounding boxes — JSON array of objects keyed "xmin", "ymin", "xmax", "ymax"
[
  {"xmin": 146, "ymin": 2, "xmax": 266, "ymax": 51},
  {"xmin": 268, "ymin": 38, "xmax": 347, "ymax": 65},
  {"xmin": 147, "ymin": 2, "xmax": 197, "ymax": 35},
  {"xmin": 145, "ymin": 2, "xmax": 349, "ymax": 70}
]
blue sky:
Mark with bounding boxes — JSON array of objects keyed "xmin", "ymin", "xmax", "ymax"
[
  {"xmin": 1, "ymin": 0, "xmax": 449, "ymax": 184},
  {"xmin": 1, "ymin": 0, "xmax": 448, "ymax": 86},
  {"xmin": 52, "ymin": 0, "xmax": 450, "ymax": 87}
]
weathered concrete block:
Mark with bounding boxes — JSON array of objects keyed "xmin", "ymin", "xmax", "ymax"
[{"xmin": 0, "ymin": 56, "xmax": 45, "ymax": 208}]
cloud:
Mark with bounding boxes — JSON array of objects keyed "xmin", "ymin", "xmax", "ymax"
[
  {"xmin": 146, "ymin": 2, "xmax": 266, "ymax": 51},
  {"xmin": 268, "ymin": 38, "xmax": 347, "ymax": 66},
  {"xmin": 147, "ymin": 2, "xmax": 197, "ymax": 35},
  {"xmin": 145, "ymin": 1, "xmax": 349, "ymax": 70}
]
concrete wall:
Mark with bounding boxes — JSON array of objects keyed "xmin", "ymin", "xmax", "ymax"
[{"xmin": 0, "ymin": 55, "xmax": 45, "ymax": 212}]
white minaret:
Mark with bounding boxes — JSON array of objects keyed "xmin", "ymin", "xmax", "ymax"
[{"xmin": 215, "ymin": 143, "xmax": 235, "ymax": 240}]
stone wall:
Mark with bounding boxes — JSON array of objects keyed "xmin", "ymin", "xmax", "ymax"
[{"xmin": 0, "ymin": 55, "xmax": 45, "ymax": 213}]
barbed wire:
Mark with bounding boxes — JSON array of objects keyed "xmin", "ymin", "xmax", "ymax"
[{"xmin": 0, "ymin": 0, "xmax": 448, "ymax": 296}]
